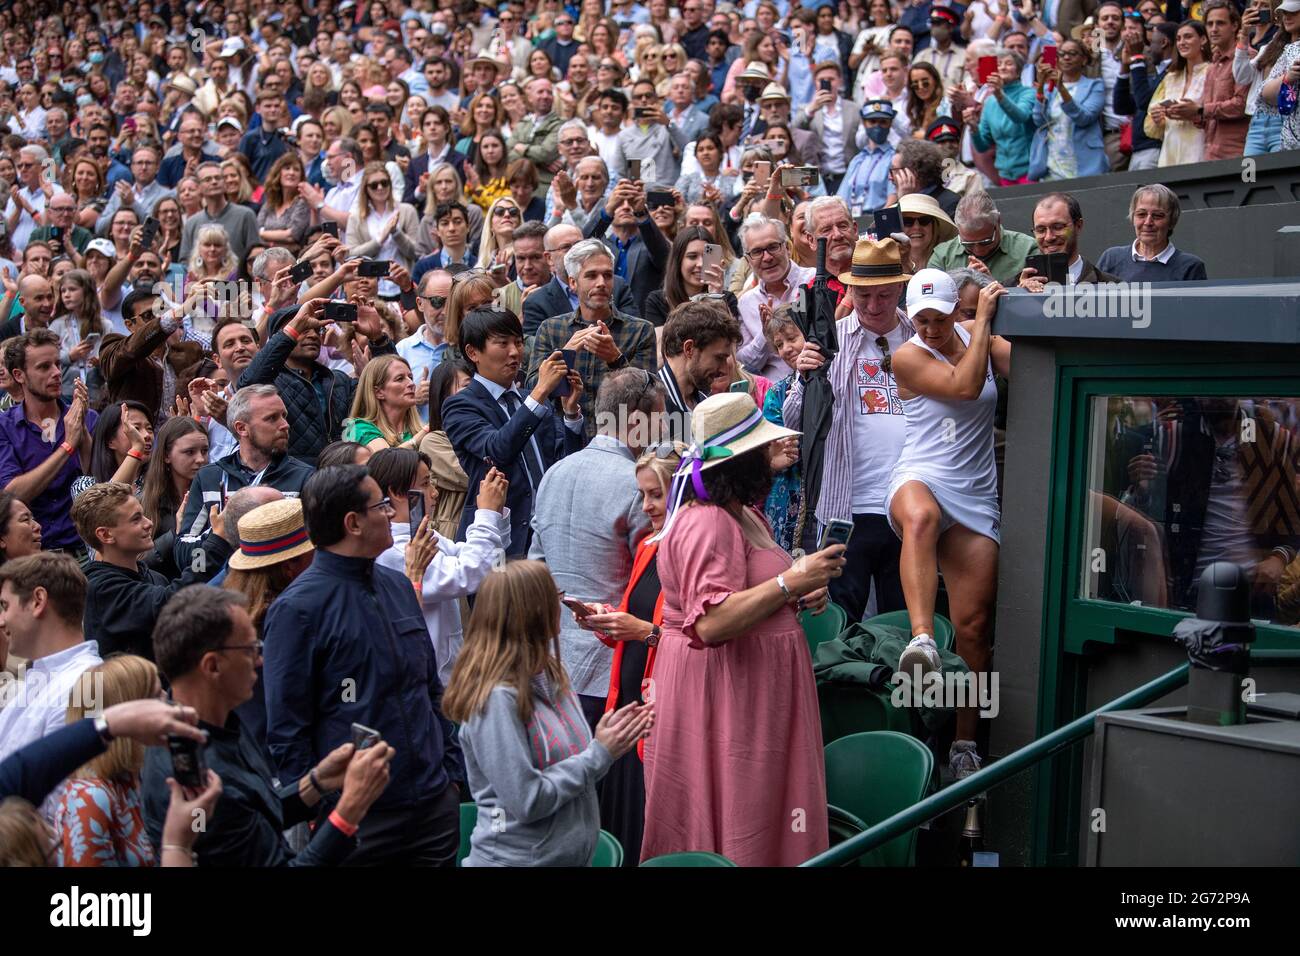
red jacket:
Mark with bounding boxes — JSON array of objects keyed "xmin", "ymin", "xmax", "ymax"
[{"xmin": 599, "ymin": 538, "xmax": 663, "ymax": 760}]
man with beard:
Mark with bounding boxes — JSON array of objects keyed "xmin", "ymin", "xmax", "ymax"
[
  {"xmin": 98, "ymin": 286, "xmax": 205, "ymax": 425},
  {"xmin": 83, "ymin": 124, "xmax": 133, "ymax": 190},
  {"xmin": 173, "ymin": 383, "xmax": 314, "ymax": 560},
  {"xmin": 0, "ymin": 330, "xmax": 96, "ymax": 554},
  {"xmin": 1017, "ymin": 193, "xmax": 1121, "ymax": 291},
  {"xmin": 203, "ymin": 315, "xmax": 263, "ymax": 462},
  {"xmin": 237, "ymin": 280, "xmax": 398, "ymax": 464},
  {"xmin": 158, "ymin": 111, "xmax": 221, "ymax": 189},
  {"xmin": 656, "ymin": 299, "xmax": 743, "ymax": 443}
]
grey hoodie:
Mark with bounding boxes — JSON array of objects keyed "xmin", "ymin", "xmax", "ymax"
[{"xmin": 460, "ymin": 674, "xmax": 613, "ymax": 867}]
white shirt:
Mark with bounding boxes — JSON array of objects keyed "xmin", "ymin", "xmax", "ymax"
[
  {"xmin": 736, "ymin": 261, "xmax": 815, "ymax": 381},
  {"xmin": 324, "ymin": 168, "xmax": 364, "ymax": 217},
  {"xmin": 1130, "ymin": 240, "xmax": 1177, "ymax": 264},
  {"xmin": 0, "ymin": 640, "xmax": 102, "ymax": 818},
  {"xmin": 8, "ymin": 105, "xmax": 46, "ymax": 140},
  {"xmin": 1068, "ymin": 254, "xmax": 1084, "ymax": 284},
  {"xmin": 849, "ymin": 319, "xmax": 909, "ymax": 513},
  {"xmin": 1100, "ymin": 45, "xmax": 1125, "ymax": 131},
  {"xmin": 376, "ymin": 511, "xmax": 511, "ymax": 687},
  {"xmin": 590, "ymin": 127, "xmax": 622, "ymax": 172},
  {"xmin": 5, "ymin": 182, "xmax": 61, "ymax": 251},
  {"xmin": 822, "ymin": 98, "xmax": 847, "ymax": 175}
]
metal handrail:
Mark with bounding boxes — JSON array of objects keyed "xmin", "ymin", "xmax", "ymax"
[{"xmin": 801, "ymin": 648, "xmax": 1300, "ymax": 867}]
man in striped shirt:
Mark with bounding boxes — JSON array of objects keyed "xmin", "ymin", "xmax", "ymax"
[{"xmin": 781, "ymin": 236, "xmax": 914, "ymax": 624}]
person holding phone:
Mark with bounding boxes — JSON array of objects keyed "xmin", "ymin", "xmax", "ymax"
[
  {"xmin": 1029, "ymin": 39, "xmax": 1108, "ymax": 181},
  {"xmin": 1145, "ymin": 20, "xmax": 1212, "ymax": 166},
  {"xmin": 369, "ymin": 448, "xmax": 509, "ymax": 686},
  {"xmin": 1237, "ymin": 0, "xmax": 1300, "ymax": 157},
  {"xmin": 1018, "ymin": 192, "xmax": 1121, "ymax": 291},
  {"xmin": 887, "ymin": 270, "xmax": 1010, "ymax": 782},
  {"xmin": 445, "ymin": 560, "xmax": 654, "ymax": 867},
  {"xmin": 642, "ymin": 226, "xmax": 730, "ymax": 328},
  {"xmin": 141, "ymin": 585, "xmax": 394, "ymax": 867},
  {"xmin": 640, "ymin": 392, "xmax": 843, "ymax": 866},
  {"xmin": 792, "ymin": 60, "xmax": 859, "ymax": 195}
]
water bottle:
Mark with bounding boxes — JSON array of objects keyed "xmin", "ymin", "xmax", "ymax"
[{"xmin": 1280, "ymin": 83, "xmax": 1298, "ymax": 117}]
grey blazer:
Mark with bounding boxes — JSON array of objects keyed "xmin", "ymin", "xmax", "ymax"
[
  {"xmin": 527, "ymin": 434, "xmax": 650, "ymax": 698},
  {"xmin": 794, "ymin": 96, "xmax": 863, "ymax": 173}
]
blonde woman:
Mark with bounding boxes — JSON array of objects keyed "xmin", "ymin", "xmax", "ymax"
[
  {"xmin": 344, "ymin": 353, "xmax": 430, "ymax": 451},
  {"xmin": 322, "ymin": 104, "xmax": 355, "ymax": 141},
  {"xmin": 221, "ymin": 156, "xmax": 258, "ymax": 210},
  {"xmin": 444, "ymin": 269, "xmax": 496, "ymax": 354},
  {"xmin": 477, "ymin": 195, "xmax": 523, "ymax": 275},
  {"xmin": 346, "ymin": 161, "xmax": 423, "ymax": 281},
  {"xmin": 419, "ymin": 162, "xmax": 485, "ymax": 255},
  {"xmin": 444, "ymin": 560, "xmax": 654, "ymax": 867},
  {"xmin": 54, "ymin": 655, "xmax": 161, "ymax": 867},
  {"xmin": 657, "ymin": 43, "xmax": 688, "ymax": 97},
  {"xmin": 185, "ymin": 223, "xmax": 239, "ymax": 348}
]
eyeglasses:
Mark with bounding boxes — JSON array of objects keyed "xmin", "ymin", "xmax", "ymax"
[
  {"xmin": 959, "ymin": 229, "xmax": 999, "ymax": 251},
  {"xmin": 365, "ymin": 496, "xmax": 395, "ymax": 515},
  {"xmin": 745, "ymin": 240, "xmax": 784, "ymax": 261},
  {"xmin": 493, "ymin": 206, "xmax": 520, "ymax": 218},
  {"xmin": 422, "ymin": 294, "xmax": 447, "ymax": 308},
  {"xmin": 217, "ymin": 639, "xmax": 265, "ymax": 657},
  {"xmin": 631, "ymin": 367, "xmax": 656, "ymax": 410},
  {"xmin": 875, "ymin": 335, "xmax": 892, "ymax": 375}
]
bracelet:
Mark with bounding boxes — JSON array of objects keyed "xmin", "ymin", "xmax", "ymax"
[
  {"xmin": 60, "ymin": 441, "xmax": 74, "ymax": 457},
  {"xmin": 161, "ymin": 844, "xmax": 198, "ymax": 864},
  {"xmin": 126, "ymin": 448, "xmax": 146, "ymax": 461},
  {"xmin": 329, "ymin": 809, "xmax": 359, "ymax": 837},
  {"xmin": 775, "ymin": 573, "xmax": 793, "ymax": 601},
  {"xmin": 282, "ymin": 323, "xmax": 302, "ymax": 341},
  {"xmin": 308, "ymin": 767, "xmax": 326, "ymax": 795}
]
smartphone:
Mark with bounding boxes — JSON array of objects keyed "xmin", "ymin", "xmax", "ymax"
[
  {"xmin": 872, "ymin": 205, "xmax": 903, "ymax": 237},
  {"xmin": 977, "ymin": 55, "xmax": 998, "ymax": 84},
  {"xmin": 167, "ymin": 734, "xmax": 208, "ymax": 790},
  {"xmin": 702, "ymin": 242, "xmax": 723, "ymax": 272},
  {"xmin": 819, "ymin": 78, "xmax": 832, "ymax": 93},
  {"xmin": 553, "ymin": 347, "xmax": 576, "ymax": 398},
  {"xmin": 753, "ymin": 160, "xmax": 771, "ymax": 188},
  {"xmin": 818, "ymin": 518, "xmax": 855, "ymax": 550},
  {"xmin": 561, "ymin": 596, "xmax": 596, "ymax": 620},
  {"xmin": 728, "ymin": 379, "xmax": 749, "ymax": 394},
  {"xmin": 321, "ymin": 220, "xmax": 339, "ymax": 238},
  {"xmin": 1025, "ymin": 252, "xmax": 1069, "ymax": 284},
  {"xmin": 358, "ymin": 259, "xmax": 391, "ymax": 278},
  {"xmin": 645, "ymin": 189, "xmax": 674, "ymax": 208},
  {"xmin": 626, "ymin": 158, "xmax": 642, "ymax": 180},
  {"xmin": 1040, "ymin": 45, "xmax": 1058, "ymax": 68},
  {"xmin": 407, "ymin": 489, "xmax": 426, "ymax": 538},
  {"xmin": 324, "ymin": 300, "xmax": 358, "ymax": 323},
  {"xmin": 780, "ymin": 166, "xmax": 820, "ymax": 188},
  {"xmin": 49, "ymin": 225, "xmax": 63, "ymax": 241},
  {"xmin": 287, "ymin": 259, "xmax": 314, "ymax": 283},
  {"xmin": 140, "ymin": 216, "xmax": 160, "ymax": 248},
  {"xmin": 84, "ymin": 332, "xmax": 101, "ymax": 348},
  {"xmin": 1258, "ymin": 6, "xmax": 1272, "ymax": 23},
  {"xmin": 351, "ymin": 722, "xmax": 382, "ymax": 750}
]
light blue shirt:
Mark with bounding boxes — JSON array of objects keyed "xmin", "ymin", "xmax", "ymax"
[
  {"xmin": 788, "ymin": 46, "xmax": 815, "ymax": 113},
  {"xmin": 837, "ymin": 143, "xmax": 894, "ymax": 216},
  {"xmin": 397, "ymin": 328, "xmax": 449, "ymax": 423}
]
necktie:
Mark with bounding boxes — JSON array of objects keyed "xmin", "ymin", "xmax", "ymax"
[{"xmin": 502, "ymin": 390, "xmax": 546, "ymax": 491}]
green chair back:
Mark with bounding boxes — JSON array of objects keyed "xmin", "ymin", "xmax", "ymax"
[
  {"xmin": 457, "ymin": 802, "xmax": 477, "ymax": 866},
  {"xmin": 864, "ymin": 610, "xmax": 955, "ymax": 652},
  {"xmin": 818, "ymin": 681, "xmax": 912, "ymax": 745},
  {"xmin": 640, "ymin": 851, "xmax": 739, "ymax": 867},
  {"xmin": 824, "ymin": 731, "xmax": 934, "ymax": 867},
  {"xmin": 591, "ymin": 829, "xmax": 624, "ymax": 867},
  {"xmin": 800, "ymin": 601, "xmax": 848, "ymax": 657}
]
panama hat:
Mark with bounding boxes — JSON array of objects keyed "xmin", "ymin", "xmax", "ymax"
[
  {"xmin": 758, "ymin": 81, "xmax": 789, "ymax": 102},
  {"xmin": 898, "ymin": 193, "xmax": 957, "ymax": 243},
  {"xmin": 226, "ymin": 499, "xmax": 315, "ymax": 571},
  {"xmin": 468, "ymin": 49, "xmax": 511, "ymax": 77},
  {"xmin": 738, "ymin": 61, "xmax": 771, "ymax": 84},
  {"xmin": 167, "ymin": 74, "xmax": 198, "ymax": 97},
  {"xmin": 839, "ymin": 237, "xmax": 912, "ymax": 288}
]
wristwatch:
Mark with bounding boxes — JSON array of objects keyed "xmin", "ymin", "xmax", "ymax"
[
  {"xmin": 93, "ymin": 715, "xmax": 114, "ymax": 746},
  {"xmin": 645, "ymin": 624, "xmax": 661, "ymax": 647}
]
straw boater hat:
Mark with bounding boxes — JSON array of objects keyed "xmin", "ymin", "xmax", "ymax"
[
  {"xmin": 652, "ymin": 392, "xmax": 800, "ymax": 540},
  {"xmin": 898, "ymin": 193, "xmax": 958, "ymax": 243},
  {"xmin": 226, "ymin": 499, "xmax": 315, "ymax": 571},
  {"xmin": 738, "ymin": 61, "xmax": 772, "ymax": 84},
  {"xmin": 839, "ymin": 237, "xmax": 913, "ymax": 287},
  {"xmin": 759, "ymin": 81, "xmax": 789, "ymax": 102}
]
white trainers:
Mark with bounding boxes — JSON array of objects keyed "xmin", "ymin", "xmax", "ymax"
[
  {"xmin": 898, "ymin": 634, "xmax": 941, "ymax": 677},
  {"xmin": 950, "ymin": 741, "xmax": 983, "ymax": 781}
]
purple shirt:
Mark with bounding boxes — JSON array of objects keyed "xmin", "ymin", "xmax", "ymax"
[{"xmin": 0, "ymin": 400, "xmax": 98, "ymax": 549}]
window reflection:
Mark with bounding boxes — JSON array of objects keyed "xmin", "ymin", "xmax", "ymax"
[{"xmin": 1082, "ymin": 396, "xmax": 1300, "ymax": 625}]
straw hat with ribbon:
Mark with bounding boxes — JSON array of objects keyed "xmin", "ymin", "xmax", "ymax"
[
  {"xmin": 652, "ymin": 392, "xmax": 799, "ymax": 542},
  {"xmin": 839, "ymin": 237, "xmax": 913, "ymax": 288},
  {"xmin": 468, "ymin": 49, "xmax": 512, "ymax": 78},
  {"xmin": 227, "ymin": 499, "xmax": 315, "ymax": 571}
]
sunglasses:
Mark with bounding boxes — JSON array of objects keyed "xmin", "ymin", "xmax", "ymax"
[
  {"xmin": 493, "ymin": 206, "xmax": 520, "ymax": 218},
  {"xmin": 647, "ymin": 440, "xmax": 683, "ymax": 460},
  {"xmin": 367, "ymin": 180, "xmax": 391, "ymax": 189},
  {"xmin": 902, "ymin": 215, "xmax": 932, "ymax": 228},
  {"xmin": 423, "ymin": 294, "xmax": 447, "ymax": 308},
  {"xmin": 875, "ymin": 335, "xmax": 893, "ymax": 375}
]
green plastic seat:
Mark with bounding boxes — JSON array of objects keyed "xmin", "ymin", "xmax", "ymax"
[
  {"xmin": 800, "ymin": 601, "xmax": 848, "ymax": 657},
  {"xmin": 640, "ymin": 851, "xmax": 738, "ymax": 867},
  {"xmin": 591, "ymin": 830, "xmax": 624, "ymax": 867},
  {"xmin": 824, "ymin": 731, "xmax": 934, "ymax": 867},
  {"xmin": 818, "ymin": 681, "xmax": 912, "ymax": 745},
  {"xmin": 864, "ymin": 610, "xmax": 956, "ymax": 652},
  {"xmin": 457, "ymin": 802, "xmax": 477, "ymax": 866}
]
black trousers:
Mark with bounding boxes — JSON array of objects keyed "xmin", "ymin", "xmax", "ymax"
[
  {"xmin": 827, "ymin": 513, "xmax": 905, "ymax": 626},
  {"xmin": 342, "ymin": 780, "xmax": 460, "ymax": 867}
]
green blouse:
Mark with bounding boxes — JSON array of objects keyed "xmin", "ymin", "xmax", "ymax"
[{"xmin": 344, "ymin": 418, "xmax": 413, "ymax": 446}]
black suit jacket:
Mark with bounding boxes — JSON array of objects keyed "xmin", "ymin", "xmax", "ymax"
[
  {"xmin": 441, "ymin": 378, "xmax": 585, "ymax": 554},
  {"xmin": 522, "ymin": 274, "xmax": 637, "ymax": 338}
]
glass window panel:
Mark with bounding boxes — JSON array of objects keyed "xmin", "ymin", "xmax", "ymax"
[{"xmin": 1080, "ymin": 396, "xmax": 1300, "ymax": 626}]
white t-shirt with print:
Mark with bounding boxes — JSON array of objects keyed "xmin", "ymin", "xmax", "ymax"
[{"xmin": 850, "ymin": 321, "xmax": 910, "ymax": 514}]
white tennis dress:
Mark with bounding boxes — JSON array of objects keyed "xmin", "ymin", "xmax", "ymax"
[{"xmin": 885, "ymin": 323, "xmax": 1001, "ymax": 544}]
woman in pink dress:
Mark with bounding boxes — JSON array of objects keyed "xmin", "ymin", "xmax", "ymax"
[{"xmin": 640, "ymin": 392, "xmax": 847, "ymax": 866}]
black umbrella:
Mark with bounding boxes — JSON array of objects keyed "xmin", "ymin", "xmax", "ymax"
[{"xmin": 792, "ymin": 237, "xmax": 840, "ymax": 550}]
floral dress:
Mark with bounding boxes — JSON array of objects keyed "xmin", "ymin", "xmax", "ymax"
[
  {"xmin": 762, "ymin": 372, "xmax": 802, "ymax": 553},
  {"xmin": 55, "ymin": 775, "xmax": 156, "ymax": 867}
]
